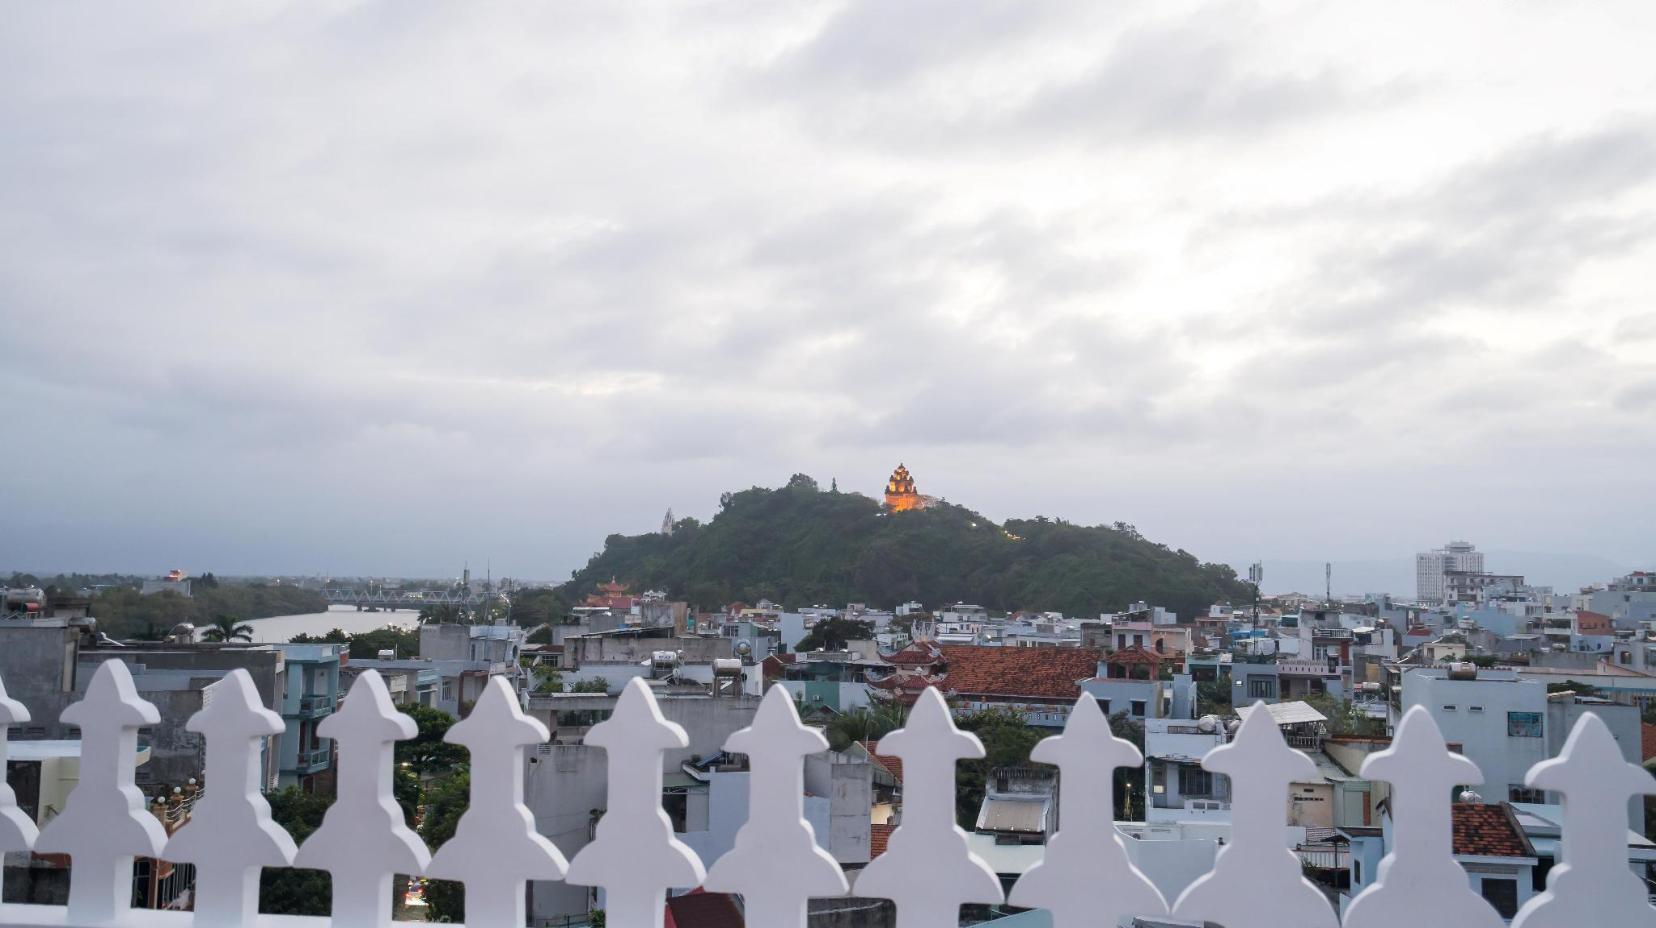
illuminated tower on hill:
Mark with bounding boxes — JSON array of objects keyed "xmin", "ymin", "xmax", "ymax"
[{"xmin": 884, "ymin": 463, "xmax": 921, "ymax": 512}]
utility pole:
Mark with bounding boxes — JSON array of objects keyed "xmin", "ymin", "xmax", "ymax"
[{"xmin": 1325, "ymin": 562, "xmax": 1333, "ymax": 605}]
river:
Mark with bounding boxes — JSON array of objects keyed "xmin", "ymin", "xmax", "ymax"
[{"xmin": 244, "ymin": 605, "xmax": 420, "ymax": 643}]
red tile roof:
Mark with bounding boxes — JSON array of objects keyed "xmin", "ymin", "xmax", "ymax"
[
  {"xmin": 939, "ymin": 646, "xmax": 1101, "ymax": 701},
  {"xmin": 1642, "ymin": 723, "xmax": 1656, "ymax": 762},
  {"xmin": 861, "ymin": 740, "xmax": 904, "ymax": 784},
  {"xmin": 666, "ymin": 891, "xmax": 744, "ymax": 928},
  {"xmin": 1106, "ymin": 645, "xmax": 1165, "ymax": 666},
  {"xmin": 869, "ymin": 823, "xmax": 893, "ymax": 858},
  {"xmin": 1451, "ymin": 803, "xmax": 1534, "ymax": 859}
]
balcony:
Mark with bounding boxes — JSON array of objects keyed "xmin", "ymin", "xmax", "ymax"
[
  {"xmin": 293, "ymin": 747, "xmax": 331, "ymax": 773},
  {"xmin": 0, "ymin": 661, "xmax": 1644, "ymax": 928},
  {"xmin": 296, "ymin": 693, "xmax": 335, "ymax": 717}
]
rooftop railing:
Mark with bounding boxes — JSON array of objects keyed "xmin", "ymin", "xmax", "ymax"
[{"xmin": 0, "ymin": 663, "xmax": 1650, "ymax": 928}]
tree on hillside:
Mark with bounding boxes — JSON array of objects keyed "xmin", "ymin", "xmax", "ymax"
[{"xmin": 200, "ymin": 615, "xmax": 255, "ymax": 642}]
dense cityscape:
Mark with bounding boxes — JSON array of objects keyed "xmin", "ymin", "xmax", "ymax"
[{"xmin": 3, "ymin": 466, "xmax": 1653, "ymax": 926}]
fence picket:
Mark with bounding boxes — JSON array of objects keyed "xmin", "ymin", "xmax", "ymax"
[
  {"xmin": 1343, "ymin": 705, "xmax": 1501, "ymax": 928},
  {"xmin": 294, "ymin": 671, "xmax": 430, "ymax": 928},
  {"xmin": 854, "ymin": 687, "xmax": 1003, "ymax": 928},
  {"xmin": 702, "ymin": 687, "xmax": 848, "ymax": 928},
  {"xmin": 1171, "ymin": 700, "xmax": 1337, "ymax": 928},
  {"xmin": 1007, "ymin": 693, "xmax": 1165, "ymax": 927},
  {"xmin": 1511, "ymin": 713, "xmax": 1656, "ymax": 928},
  {"xmin": 565, "ymin": 678, "xmax": 705, "ymax": 928},
  {"xmin": 426, "ymin": 677, "xmax": 567, "ymax": 928},
  {"xmin": 34, "ymin": 661, "xmax": 168, "ymax": 923},
  {"xmin": 0, "ymin": 675, "xmax": 37, "ymax": 856},
  {"xmin": 166, "ymin": 669, "xmax": 298, "ymax": 928}
]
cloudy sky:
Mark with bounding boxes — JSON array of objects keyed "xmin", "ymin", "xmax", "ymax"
[{"xmin": 3, "ymin": 1, "xmax": 1653, "ymax": 591}]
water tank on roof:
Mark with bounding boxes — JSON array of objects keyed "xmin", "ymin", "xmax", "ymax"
[
  {"xmin": 1197, "ymin": 715, "xmax": 1219, "ymax": 733},
  {"xmin": 1447, "ymin": 661, "xmax": 1478, "ymax": 680}
]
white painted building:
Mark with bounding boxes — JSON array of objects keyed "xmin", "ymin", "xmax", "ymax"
[{"xmin": 1416, "ymin": 540, "xmax": 1484, "ymax": 604}]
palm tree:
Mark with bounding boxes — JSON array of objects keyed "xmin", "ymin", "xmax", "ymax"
[
  {"xmin": 825, "ymin": 703, "xmax": 908, "ymax": 752},
  {"xmin": 200, "ymin": 615, "xmax": 255, "ymax": 643}
]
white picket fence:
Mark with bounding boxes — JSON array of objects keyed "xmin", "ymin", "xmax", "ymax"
[{"xmin": 1, "ymin": 662, "xmax": 1652, "ymax": 928}]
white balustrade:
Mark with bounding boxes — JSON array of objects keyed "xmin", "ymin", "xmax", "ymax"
[
  {"xmin": 166, "ymin": 670, "xmax": 298, "ymax": 928},
  {"xmin": 854, "ymin": 688, "xmax": 1004, "ymax": 928},
  {"xmin": 0, "ymin": 675, "xmax": 1651, "ymax": 928},
  {"xmin": 293, "ymin": 670, "xmax": 430, "ymax": 928},
  {"xmin": 426, "ymin": 677, "xmax": 566, "ymax": 928},
  {"xmin": 1007, "ymin": 693, "xmax": 1165, "ymax": 927},
  {"xmin": 34, "ymin": 661, "xmax": 169, "ymax": 923},
  {"xmin": 564, "ymin": 678, "xmax": 705, "ymax": 928},
  {"xmin": 0, "ymin": 675, "xmax": 38, "ymax": 900},
  {"xmin": 1344, "ymin": 705, "xmax": 1502, "ymax": 928},
  {"xmin": 1171, "ymin": 699, "xmax": 1338, "ymax": 928},
  {"xmin": 1512, "ymin": 712, "xmax": 1656, "ymax": 928}
]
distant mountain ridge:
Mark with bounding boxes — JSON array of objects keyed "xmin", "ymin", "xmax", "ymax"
[{"xmin": 556, "ymin": 474, "xmax": 1251, "ymax": 619}]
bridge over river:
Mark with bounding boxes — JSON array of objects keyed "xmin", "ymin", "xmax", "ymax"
[{"xmin": 321, "ymin": 588, "xmax": 491, "ymax": 611}]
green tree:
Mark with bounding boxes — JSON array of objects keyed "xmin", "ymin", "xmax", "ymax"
[
  {"xmin": 795, "ymin": 618, "xmax": 875, "ymax": 652},
  {"xmin": 1196, "ymin": 679, "xmax": 1233, "ymax": 715},
  {"xmin": 1108, "ymin": 712, "xmax": 1146, "ymax": 819},
  {"xmin": 1303, "ymin": 694, "xmax": 1386, "ymax": 738},
  {"xmin": 200, "ymin": 615, "xmax": 255, "ymax": 642},
  {"xmin": 418, "ymin": 771, "xmax": 470, "ymax": 922},
  {"xmin": 259, "ymin": 787, "xmax": 333, "ymax": 915},
  {"xmin": 396, "ymin": 705, "xmax": 467, "ymax": 776},
  {"xmin": 824, "ymin": 703, "xmax": 907, "ymax": 752},
  {"xmin": 953, "ymin": 707, "xmax": 1043, "ymax": 827},
  {"xmin": 534, "ymin": 664, "xmax": 564, "ymax": 694}
]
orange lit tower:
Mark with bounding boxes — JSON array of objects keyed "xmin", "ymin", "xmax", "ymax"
[{"xmin": 884, "ymin": 464, "xmax": 921, "ymax": 512}]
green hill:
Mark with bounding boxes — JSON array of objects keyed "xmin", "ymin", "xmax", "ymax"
[{"xmin": 554, "ymin": 474, "xmax": 1250, "ymax": 620}]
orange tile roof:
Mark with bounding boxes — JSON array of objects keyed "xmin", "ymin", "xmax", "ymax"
[
  {"xmin": 869, "ymin": 823, "xmax": 893, "ymax": 858},
  {"xmin": 861, "ymin": 740, "xmax": 904, "ymax": 784},
  {"xmin": 1451, "ymin": 803, "xmax": 1533, "ymax": 859},
  {"xmin": 939, "ymin": 645, "xmax": 1101, "ymax": 701}
]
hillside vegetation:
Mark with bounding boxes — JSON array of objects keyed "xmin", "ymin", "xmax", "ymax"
[{"xmin": 556, "ymin": 475, "xmax": 1249, "ymax": 619}]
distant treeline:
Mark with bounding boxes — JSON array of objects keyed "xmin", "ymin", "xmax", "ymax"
[{"xmin": 554, "ymin": 474, "xmax": 1251, "ymax": 620}]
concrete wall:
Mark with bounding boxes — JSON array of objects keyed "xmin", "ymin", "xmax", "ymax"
[
  {"xmin": 1402, "ymin": 670, "xmax": 1547, "ymax": 806},
  {"xmin": 0, "ymin": 624, "xmax": 79, "ymax": 738},
  {"xmin": 805, "ymin": 752, "xmax": 873, "ymax": 865},
  {"xmin": 523, "ymin": 743, "xmax": 607, "ymax": 921},
  {"xmin": 1546, "ymin": 698, "xmax": 1640, "ymax": 828}
]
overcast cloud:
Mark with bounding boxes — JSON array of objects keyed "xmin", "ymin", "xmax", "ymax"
[{"xmin": 2, "ymin": 1, "xmax": 1653, "ymax": 590}]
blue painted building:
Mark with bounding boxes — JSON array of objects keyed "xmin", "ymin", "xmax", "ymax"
[{"xmin": 273, "ymin": 643, "xmax": 343, "ymax": 787}]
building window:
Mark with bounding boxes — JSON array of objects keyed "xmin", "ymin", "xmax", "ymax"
[
  {"xmin": 1098, "ymin": 699, "xmax": 1111, "ymax": 715},
  {"xmin": 1247, "ymin": 679, "xmax": 1276, "ymax": 699},
  {"xmin": 1480, "ymin": 878, "xmax": 1519, "ymax": 919},
  {"xmin": 1131, "ymin": 699, "xmax": 1147, "ymax": 717},
  {"xmin": 1179, "ymin": 767, "xmax": 1215, "ymax": 797},
  {"xmin": 1510, "ymin": 785, "xmax": 1545, "ymax": 804},
  {"xmin": 1443, "ymin": 705, "xmax": 1457, "ymax": 711},
  {"xmin": 1507, "ymin": 711, "xmax": 1542, "ymax": 738},
  {"xmin": 1353, "ymin": 859, "xmax": 1362, "ymax": 885}
]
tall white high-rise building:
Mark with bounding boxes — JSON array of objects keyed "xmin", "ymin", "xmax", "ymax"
[{"xmin": 1416, "ymin": 540, "xmax": 1484, "ymax": 603}]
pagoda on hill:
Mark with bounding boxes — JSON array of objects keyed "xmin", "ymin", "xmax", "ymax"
[{"xmin": 884, "ymin": 463, "xmax": 922, "ymax": 512}]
